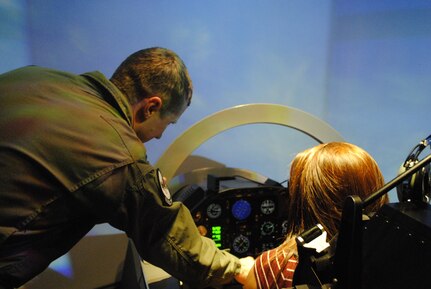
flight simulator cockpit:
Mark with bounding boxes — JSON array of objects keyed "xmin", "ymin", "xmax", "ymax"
[
  {"xmin": 153, "ymin": 104, "xmax": 431, "ymax": 289},
  {"xmin": 156, "ymin": 103, "xmax": 344, "ymax": 262},
  {"xmin": 21, "ymin": 104, "xmax": 431, "ymax": 289}
]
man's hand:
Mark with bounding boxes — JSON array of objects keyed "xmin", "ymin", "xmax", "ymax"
[{"xmin": 234, "ymin": 256, "xmax": 255, "ymax": 285}]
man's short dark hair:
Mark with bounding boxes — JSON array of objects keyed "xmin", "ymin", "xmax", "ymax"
[{"xmin": 111, "ymin": 47, "xmax": 193, "ymax": 117}]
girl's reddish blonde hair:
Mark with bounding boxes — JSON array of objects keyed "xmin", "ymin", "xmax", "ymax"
[{"xmin": 285, "ymin": 142, "xmax": 388, "ymax": 239}]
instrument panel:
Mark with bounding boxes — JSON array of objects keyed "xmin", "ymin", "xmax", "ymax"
[{"xmin": 174, "ymin": 175, "xmax": 289, "ymax": 258}]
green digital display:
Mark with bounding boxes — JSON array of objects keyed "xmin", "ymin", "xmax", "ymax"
[{"xmin": 212, "ymin": 226, "xmax": 222, "ymax": 248}]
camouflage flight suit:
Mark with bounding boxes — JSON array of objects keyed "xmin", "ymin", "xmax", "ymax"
[{"xmin": 0, "ymin": 66, "xmax": 240, "ymax": 288}]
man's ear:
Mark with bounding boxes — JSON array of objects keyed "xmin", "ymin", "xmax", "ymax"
[
  {"xmin": 146, "ymin": 96, "xmax": 162, "ymax": 115},
  {"xmin": 134, "ymin": 96, "xmax": 162, "ymax": 124}
]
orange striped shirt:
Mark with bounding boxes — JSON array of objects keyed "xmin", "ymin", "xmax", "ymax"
[{"xmin": 254, "ymin": 245, "xmax": 299, "ymax": 289}]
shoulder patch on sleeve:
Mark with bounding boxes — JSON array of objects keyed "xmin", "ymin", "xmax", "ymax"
[{"xmin": 157, "ymin": 168, "xmax": 173, "ymax": 206}]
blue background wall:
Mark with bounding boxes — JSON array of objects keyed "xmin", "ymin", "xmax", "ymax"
[{"xmin": 2, "ymin": 0, "xmax": 431, "ymax": 201}]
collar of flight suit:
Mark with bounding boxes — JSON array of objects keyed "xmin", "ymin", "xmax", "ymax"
[{"xmin": 81, "ymin": 71, "xmax": 134, "ymax": 127}]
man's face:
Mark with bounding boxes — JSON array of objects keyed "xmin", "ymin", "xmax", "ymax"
[
  {"xmin": 132, "ymin": 97, "xmax": 188, "ymax": 143},
  {"xmin": 134, "ymin": 110, "xmax": 182, "ymax": 143}
]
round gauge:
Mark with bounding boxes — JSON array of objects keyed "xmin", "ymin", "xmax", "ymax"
[
  {"xmin": 232, "ymin": 235, "xmax": 250, "ymax": 254},
  {"xmin": 260, "ymin": 221, "xmax": 275, "ymax": 236},
  {"xmin": 207, "ymin": 203, "xmax": 222, "ymax": 219},
  {"xmin": 260, "ymin": 199, "xmax": 276, "ymax": 215},
  {"xmin": 231, "ymin": 199, "xmax": 252, "ymax": 220}
]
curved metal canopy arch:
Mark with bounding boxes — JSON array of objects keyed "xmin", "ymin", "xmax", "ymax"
[{"xmin": 155, "ymin": 103, "xmax": 345, "ymax": 183}]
